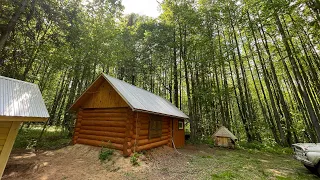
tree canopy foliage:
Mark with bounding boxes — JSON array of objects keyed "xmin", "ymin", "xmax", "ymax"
[{"xmin": 1, "ymin": 0, "xmax": 320, "ymax": 145}]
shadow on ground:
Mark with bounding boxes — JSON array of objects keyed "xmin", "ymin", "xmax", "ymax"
[{"xmin": 3, "ymin": 144, "xmax": 319, "ymax": 180}]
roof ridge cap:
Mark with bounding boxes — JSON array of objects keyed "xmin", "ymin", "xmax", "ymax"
[
  {"xmin": 0, "ymin": 76, "xmax": 37, "ymax": 86},
  {"xmin": 103, "ymin": 73, "xmax": 172, "ymax": 101}
]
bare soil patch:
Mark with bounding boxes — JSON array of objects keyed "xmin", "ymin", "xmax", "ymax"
[
  {"xmin": 2, "ymin": 144, "xmax": 318, "ymax": 180},
  {"xmin": 3, "ymin": 144, "xmax": 148, "ymax": 180}
]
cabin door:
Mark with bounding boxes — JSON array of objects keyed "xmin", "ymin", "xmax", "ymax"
[{"xmin": 172, "ymin": 119, "xmax": 185, "ymax": 148}]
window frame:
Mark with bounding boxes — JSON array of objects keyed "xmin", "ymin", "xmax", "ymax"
[
  {"xmin": 178, "ymin": 120, "xmax": 184, "ymax": 130},
  {"xmin": 148, "ymin": 115, "xmax": 162, "ymax": 139}
]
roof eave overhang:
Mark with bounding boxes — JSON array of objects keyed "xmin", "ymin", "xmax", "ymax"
[
  {"xmin": 132, "ymin": 108, "xmax": 189, "ymax": 119},
  {"xmin": 68, "ymin": 74, "xmax": 106, "ymax": 112},
  {"xmin": 102, "ymin": 74, "xmax": 189, "ymax": 119},
  {"xmin": 0, "ymin": 115, "xmax": 48, "ymax": 122},
  {"xmin": 102, "ymin": 74, "xmax": 136, "ymax": 112},
  {"xmin": 69, "ymin": 73, "xmax": 190, "ymax": 120}
]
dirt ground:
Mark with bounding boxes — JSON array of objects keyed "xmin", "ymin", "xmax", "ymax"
[{"xmin": 2, "ymin": 144, "xmax": 319, "ymax": 180}]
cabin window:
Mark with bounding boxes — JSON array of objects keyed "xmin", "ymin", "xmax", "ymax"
[
  {"xmin": 149, "ymin": 115, "xmax": 162, "ymax": 139},
  {"xmin": 178, "ymin": 120, "xmax": 184, "ymax": 130}
]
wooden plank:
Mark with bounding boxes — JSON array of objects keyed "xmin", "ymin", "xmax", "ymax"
[
  {"xmin": 0, "ymin": 122, "xmax": 12, "ymax": 128},
  {"xmin": 134, "ymin": 129, "xmax": 148, "ymax": 136},
  {"xmin": 0, "ymin": 121, "xmax": 21, "ymax": 177},
  {"xmin": 78, "ymin": 134, "xmax": 124, "ymax": 144},
  {"xmin": 138, "ymin": 135, "xmax": 170, "ymax": 146},
  {"xmin": 140, "ymin": 123, "xmax": 149, "ymax": 129},
  {"xmin": 69, "ymin": 76, "xmax": 105, "ymax": 111},
  {"xmin": 123, "ymin": 110, "xmax": 132, "ymax": 156},
  {"xmin": 81, "ymin": 120, "xmax": 126, "ymax": 127},
  {"xmin": 81, "ymin": 117, "xmax": 127, "ymax": 121},
  {"xmin": 73, "ymin": 110, "xmax": 83, "ymax": 144},
  {"xmin": 136, "ymin": 139, "xmax": 168, "ymax": 151},
  {"xmin": 82, "ymin": 81, "xmax": 129, "ymax": 109},
  {"xmin": 162, "ymin": 129, "xmax": 169, "ymax": 133},
  {"xmin": 75, "ymin": 122, "xmax": 82, "ymax": 127},
  {"xmin": 167, "ymin": 118, "xmax": 172, "ymax": 147},
  {"xmin": 0, "ymin": 116, "xmax": 47, "ymax": 122},
  {"xmin": 0, "ymin": 128, "xmax": 9, "ymax": 135},
  {"xmin": 132, "ymin": 135, "xmax": 148, "ymax": 140},
  {"xmin": 82, "ymin": 113, "xmax": 127, "ymax": 118},
  {"xmin": 132, "ymin": 116, "xmax": 141, "ymax": 152},
  {"xmin": 172, "ymin": 119, "xmax": 185, "ymax": 148},
  {"xmin": 79, "ymin": 130, "xmax": 126, "ymax": 138},
  {"xmin": 82, "ymin": 108, "xmax": 129, "ymax": 113},
  {"xmin": 80, "ymin": 126, "xmax": 126, "ymax": 133},
  {"xmin": 136, "ymin": 112, "xmax": 149, "ymax": 117},
  {"xmin": 0, "ymin": 140, "xmax": 5, "ymax": 146},
  {"xmin": 77, "ymin": 138, "xmax": 123, "ymax": 150},
  {"xmin": 0, "ymin": 134, "xmax": 7, "ymax": 140}
]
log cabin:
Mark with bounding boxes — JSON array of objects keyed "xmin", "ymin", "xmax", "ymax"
[
  {"xmin": 70, "ymin": 74, "xmax": 188, "ymax": 156},
  {"xmin": 213, "ymin": 126, "xmax": 237, "ymax": 148},
  {"xmin": 0, "ymin": 76, "xmax": 49, "ymax": 177}
]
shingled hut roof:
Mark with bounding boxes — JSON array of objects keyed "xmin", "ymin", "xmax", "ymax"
[{"xmin": 213, "ymin": 126, "xmax": 237, "ymax": 141}]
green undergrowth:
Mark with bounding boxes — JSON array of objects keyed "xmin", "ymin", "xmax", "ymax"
[
  {"xmin": 130, "ymin": 152, "xmax": 140, "ymax": 166},
  {"xmin": 237, "ymin": 141, "xmax": 293, "ymax": 154},
  {"xmin": 14, "ymin": 125, "xmax": 71, "ymax": 150},
  {"xmin": 196, "ymin": 136, "xmax": 293, "ymax": 155},
  {"xmin": 99, "ymin": 147, "xmax": 114, "ymax": 162},
  {"xmin": 211, "ymin": 170, "xmax": 238, "ymax": 179},
  {"xmin": 189, "ymin": 146, "xmax": 319, "ymax": 179}
]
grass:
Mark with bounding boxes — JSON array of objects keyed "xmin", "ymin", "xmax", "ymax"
[
  {"xmin": 237, "ymin": 141, "xmax": 293, "ymax": 154},
  {"xmin": 211, "ymin": 170, "xmax": 237, "ymax": 179},
  {"xmin": 14, "ymin": 125, "xmax": 71, "ymax": 150},
  {"xmin": 11, "ymin": 127, "xmax": 319, "ymax": 179},
  {"xmin": 200, "ymin": 136, "xmax": 293, "ymax": 155},
  {"xmin": 130, "ymin": 152, "xmax": 140, "ymax": 166},
  {"xmin": 186, "ymin": 146, "xmax": 319, "ymax": 179},
  {"xmin": 99, "ymin": 147, "xmax": 114, "ymax": 162}
]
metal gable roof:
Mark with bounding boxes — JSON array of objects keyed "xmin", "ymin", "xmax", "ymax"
[
  {"xmin": 0, "ymin": 76, "xmax": 49, "ymax": 118},
  {"xmin": 103, "ymin": 74, "xmax": 189, "ymax": 119}
]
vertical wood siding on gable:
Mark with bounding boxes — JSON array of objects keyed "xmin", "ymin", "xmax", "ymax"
[
  {"xmin": 82, "ymin": 81, "xmax": 129, "ymax": 109},
  {"xmin": 0, "ymin": 122, "xmax": 12, "ymax": 155},
  {"xmin": 0, "ymin": 121, "xmax": 21, "ymax": 177}
]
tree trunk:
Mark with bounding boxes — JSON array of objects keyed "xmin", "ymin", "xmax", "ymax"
[
  {"xmin": 0, "ymin": 0, "xmax": 27, "ymax": 53},
  {"xmin": 272, "ymin": 9, "xmax": 320, "ymax": 142}
]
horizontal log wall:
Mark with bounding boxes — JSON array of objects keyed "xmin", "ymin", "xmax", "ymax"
[
  {"xmin": 73, "ymin": 108, "xmax": 173, "ymax": 155},
  {"xmin": 132, "ymin": 112, "xmax": 171, "ymax": 152},
  {"xmin": 73, "ymin": 108, "xmax": 129, "ymax": 152}
]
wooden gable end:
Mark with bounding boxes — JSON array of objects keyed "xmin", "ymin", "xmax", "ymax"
[{"xmin": 82, "ymin": 80, "xmax": 129, "ymax": 109}]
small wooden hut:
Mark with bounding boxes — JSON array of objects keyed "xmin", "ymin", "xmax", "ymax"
[
  {"xmin": 0, "ymin": 76, "xmax": 49, "ymax": 177},
  {"xmin": 69, "ymin": 74, "xmax": 188, "ymax": 156},
  {"xmin": 213, "ymin": 126, "xmax": 237, "ymax": 148}
]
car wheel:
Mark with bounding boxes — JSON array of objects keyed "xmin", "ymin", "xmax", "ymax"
[
  {"xmin": 317, "ymin": 163, "xmax": 320, "ymax": 176},
  {"xmin": 304, "ymin": 164, "xmax": 316, "ymax": 173}
]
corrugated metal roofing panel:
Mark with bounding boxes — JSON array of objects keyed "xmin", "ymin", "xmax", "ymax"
[
  {"xmin": 103, "ymin": 74, "xmax": 188, "ymax": 119},
  {"xmin": 0, "ymin": 76, "xmax": 49, "ymax": 118}
]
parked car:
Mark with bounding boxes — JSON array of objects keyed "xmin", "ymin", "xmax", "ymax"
[{"xmin": 292, "ymin": 143, "xmax": 320, "ymax": 174}]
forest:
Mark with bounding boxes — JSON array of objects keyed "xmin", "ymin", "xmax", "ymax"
[{"xmin": 1, "ymin": 0, "xmax": 320, "ymax": 147}]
